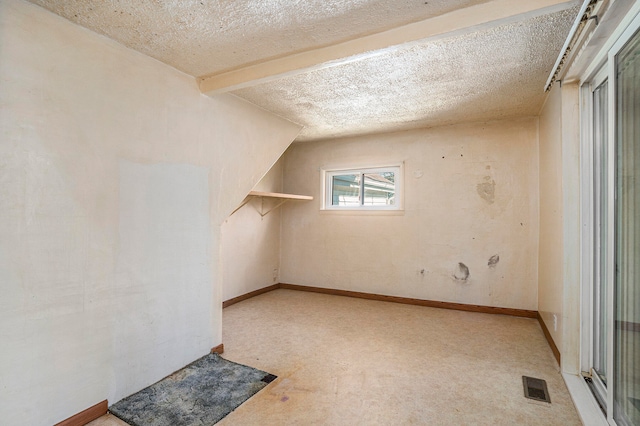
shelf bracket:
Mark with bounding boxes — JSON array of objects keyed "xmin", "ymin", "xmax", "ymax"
[
  {"xmin": 258, "ymin": 198, "xmax": 289, "ymax": 217},
  {"xmin": 229, "ymin": 190, "xmax": 314, "ymax": 218}
]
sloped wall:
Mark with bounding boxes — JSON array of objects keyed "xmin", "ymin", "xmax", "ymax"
[
  {"xmin": 0, "ymin": 1, "xmax": 300, "ymax": 424},
  {"xmin": 280, "ymin": 118, "xmax": 539, "ymax": 310},
  {"xmin": 221, "ymin": 159, "xmax": 285, "ymax": 302}
]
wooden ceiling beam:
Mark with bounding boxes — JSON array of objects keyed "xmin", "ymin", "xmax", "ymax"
[{"xmin": 199, "ymin": 0, "xmax": 577, "ymax": 96}]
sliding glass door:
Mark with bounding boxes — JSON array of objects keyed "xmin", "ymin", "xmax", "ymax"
[
  {"xmin": 614, "ymin": 27, "xmax": 640, "ymax": 426},
  {"xmin": 586, "ymin": 16, "xmax": 640, "ymax": 426}
]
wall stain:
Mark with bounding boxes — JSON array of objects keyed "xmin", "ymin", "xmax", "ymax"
[
  {"xmin": 476, "ymin": 176, "xmax": 496, "ymax": 204},
  {"xmin": 488, "ymin": 254, "xmax": 500, "ymax": 268},
  {"xmin": 453, "ymin": 262, "xmax": 470, "ymax": 281}
]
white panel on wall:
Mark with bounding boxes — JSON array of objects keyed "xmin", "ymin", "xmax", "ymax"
[{"xmin": 113, "ymin": 161, "xmax": 211, "ymax": 401}]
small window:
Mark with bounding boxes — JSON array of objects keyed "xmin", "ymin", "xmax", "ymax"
[{"xmin": 323, "ymin": 165, "xmax": 402, "ymax": 210}]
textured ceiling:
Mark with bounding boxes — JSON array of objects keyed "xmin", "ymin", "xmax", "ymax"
[
  {"xmin": 28, "ymin": 0, "xmax": 579, "ymax": 142},
  {"xmin": 234, "ymin": 8, "xmax": 578, "ymax": 141},
  {"xmin": 29, "ymin": 0, "xmax": 491, "ymax": 77}
]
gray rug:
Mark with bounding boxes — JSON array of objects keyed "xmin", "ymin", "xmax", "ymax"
[{"xmin": 109, "ymin": 353, "xmax": 276, "ymax": 426}]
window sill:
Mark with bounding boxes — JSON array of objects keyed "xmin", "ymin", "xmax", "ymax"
[
  {"xmin": 562, "ymin": 373, "xmax": 607, "ymax": 426},
  {"xmin": 319, "ymin": 209, "xmax": 405, "ymax": 216}
]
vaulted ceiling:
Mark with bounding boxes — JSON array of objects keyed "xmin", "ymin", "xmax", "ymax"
[{"xmin": 29, "ymin": 0, "xmax": 580, "ymax": 142}]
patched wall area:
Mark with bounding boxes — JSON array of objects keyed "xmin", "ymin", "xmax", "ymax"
[{"xmin": 280, "ymin": 118, "xmax": 539, "ymax": 310}]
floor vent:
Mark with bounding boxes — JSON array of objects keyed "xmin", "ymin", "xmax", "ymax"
[{"xmin": 522, "ymin": 376, "xmax": 551, "ymax": 403}]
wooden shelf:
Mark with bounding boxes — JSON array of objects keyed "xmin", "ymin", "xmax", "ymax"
[
  {"xmin": 247, "ymin": 190, "xmax": 313, "ymax": 201},
  {"xmin": 231, "ymin": 190, "xmax": 313, "ymax": 217}
]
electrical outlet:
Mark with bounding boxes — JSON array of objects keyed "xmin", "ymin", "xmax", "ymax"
[
  {"xmin": 272, "ymin": 268, "xmax": 278, "ymax": 282},
  {"xmin": 553, "ymin": 314, "xmax": 558, "ymax": 331}
]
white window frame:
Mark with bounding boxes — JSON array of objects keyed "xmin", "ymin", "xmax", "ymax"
[
  {"xmin": 580, "ymin": 63, "xmax": 610, "ymax": 415},
  {"xmin": 321, "ymin": 164, "xmax": 403, "ymax": 211},
  {"xmin": 579, "ymin": 5, "xmax": 640, "ymax": 425}
]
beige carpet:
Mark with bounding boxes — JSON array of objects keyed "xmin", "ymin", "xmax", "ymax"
[
  {"xmin": 90, "ymin": 288, "xmax": 581, "ymax": 425},
  {"xmin": 218, "ymin": 289, "xmax": 581, "ymax": 425}
]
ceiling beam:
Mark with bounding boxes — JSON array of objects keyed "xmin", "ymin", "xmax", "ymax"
[{"xmin": 199, "ymin": 0, "xmax": 577, "ymax": 95}]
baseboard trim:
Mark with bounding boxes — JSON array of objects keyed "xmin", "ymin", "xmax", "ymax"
[
  {"xmin": 537, "ymin": 312, "xmax": 561, "ymax": 365},
  {"xmin": 223, "ymin": 284, "xmax": 280, "ymax": 308},
  {"xmin": 222, "ymin": 283, "xmax": 559, "ymax": 360},
  {"xmin": 223, "ymin": 282, "xmax": 537, "ymax": 319},
  {"xmin": 211, "ymin": 343, "xmax": 224, "ymax": 354},
  {"xmin": 54, "ymin": 400, "xmax": 108, "ymax": 426},
  {"xmin": 279, "ymin": 283, "xmax": 538, "ymax": 318}
]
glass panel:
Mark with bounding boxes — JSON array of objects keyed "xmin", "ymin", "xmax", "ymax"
[
  {"xmin": 332, "ymin": 174, "xmax": 361, "ymax": 206},
  {"xmin": 363, "ymin": 172, "xmax": 395, "ymax": 206},
  {"xmin": 593, "ymin": 79, "xmax": 608, "ymax": 386},
  {"xmin": 614, "ymin": 28, "xmax": 640, "ymax": 426}
]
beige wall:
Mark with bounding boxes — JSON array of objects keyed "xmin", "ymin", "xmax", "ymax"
[
  {"xmin": 0, "ymin": 1, "xmax": 300, "ymax": 424},
  {"xmin": 537, "ymin": 82, "xmax": 582, "ymax": 373},
  {"xmin": 538, "ymin": 83, "xmax": 564, "ymax": 352},
  {"xmin": 560, "ymin": 82, "xmax": 582, "ymax": 374},
  {"xmin": 280, "ymin": 118, "xmax": 540, "ymax": 310},
  {"xmin": 221, "ymin": 159, "xmax": 284, "ymax": 302}
]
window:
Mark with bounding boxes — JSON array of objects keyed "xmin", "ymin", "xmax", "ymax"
[{"xmin": 323, "ymin": 165, "xmax": 402, "ymax": 210}]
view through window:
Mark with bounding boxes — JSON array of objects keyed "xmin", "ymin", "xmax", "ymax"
[{"xmin": 324, "ymin": 166, "xmax": 401, "ymax": 210}]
